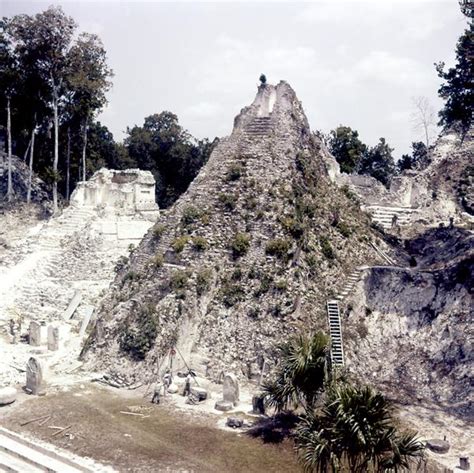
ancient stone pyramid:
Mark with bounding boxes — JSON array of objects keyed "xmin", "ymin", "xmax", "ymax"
[{"xmin": 86, "ymin": 81, "xmax": 381, "ymax": 381}]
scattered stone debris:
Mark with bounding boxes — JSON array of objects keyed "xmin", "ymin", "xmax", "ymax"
[
  {"xmin": 426, "ymin": 439, "xmax": 451, "ymax": 454},
  {"xmin": 226, "ymin": 417, "xmax": 244, "ymax": 428}
]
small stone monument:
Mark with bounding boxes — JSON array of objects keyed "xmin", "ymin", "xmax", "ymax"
[
  {"xmin": 29, "ymin": 321, "xmax": 41, "ymax": 346},
  {"xmin": 223, "ymin": 373, "xmax": 239, "ymax": 406},
  {"xmin": 215, "ymin": 372, "xmax": 239, "ymax": 412},
  {"xmin": 251, "ymin": 394, "xmax": 266, "ymax": 415},
  {"xmin": 459, "ymin": 456, "xmax": 470, "ymax": 471},
  {"xmin": 25, "ymin": 357, "xmax": 43, "ymax": 395},
  {"xmin": 47, "ymin": 325, "xmax": 59, "ymax": 351}
]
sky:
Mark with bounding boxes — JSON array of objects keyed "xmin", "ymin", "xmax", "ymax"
[{"xmin": 2, "ymin": 1, "xmax": 468, "ymax": 157}]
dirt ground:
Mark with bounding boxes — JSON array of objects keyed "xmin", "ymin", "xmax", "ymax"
[{"xmin": 0, "ymin": 382, "xmax": 299, "ymax": 473}]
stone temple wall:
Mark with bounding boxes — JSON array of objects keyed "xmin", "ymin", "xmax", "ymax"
[{"xmin": 70, "ymin": 168, "xmax": 158, "ymax": 213}]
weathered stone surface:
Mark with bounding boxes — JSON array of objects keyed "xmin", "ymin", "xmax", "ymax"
[
  {"xmin": 223, "ymin": 373, "xmax": 239, "ymax": 406},
  {"xmin": 47, "ymin": 325, "xmax": 59, "ymax": 351},
  {"xmin": 26, "ymin": 357, "xmax": 43, "ymax": 395},
  {"xmin": 0, "ymin": 387, "xmax": 17, "ymax": 405},
  {"xmin": 167, "ymin": 383, "xmax": 178, "ymax": 394},
  {"xmin": 214, "ymin": 400, "xmax": 233, "ymax": 412},
  {"xmin": 63, "ymin": 291, "xmax": 82, "ymax": 320},
  {"xmin": 29, "ymin": 321, "xmax": 41, "ymax": 346},
  {"xmin": 459, "ymin": 456, "xmax": 470, "ymax": 470},
  {"xmin": 226, "ymin": 417, "xmax": 244, "ymax": 428},
  {"xmin": 251, "ymin": 395, "xmax": 266, "ymax": 415},
  {"xmin": 426, "ymin": 439, "xmax": 450, "ymax": 454}
]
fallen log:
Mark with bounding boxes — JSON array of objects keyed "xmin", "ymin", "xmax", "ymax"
[
  {"xmin": 52, "ymin": 425, "xmax": 72, "ymax": 437},
  {"xmin": 20, "ymin": 415, "xmax": 49, "ymax": 426}
]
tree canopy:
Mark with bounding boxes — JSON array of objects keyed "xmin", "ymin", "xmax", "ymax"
[{"xmin": 328, "ymin": 126, "xmax": 367, "ymax": 174}]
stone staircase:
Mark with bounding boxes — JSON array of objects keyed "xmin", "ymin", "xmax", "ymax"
[
  {"xmin": 326, "ymin": 300, "xmax": 344, "ymax": 367},
  {"xmin": 364, "ymin": 205, "xmax": 418, "ymax": 230},
  {"xmin": 243, "ymin": 116, "xmax": 273, "ymax": 136},
  {"xmin": 335, "ymin": 267, "xmax": 365, "ymax": 301},
  {"xmin": 0, "ymin": 427, "xmax": 102, "ymax": 472}
]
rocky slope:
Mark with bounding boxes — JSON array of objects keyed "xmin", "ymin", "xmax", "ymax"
[
  {"xmin": 85, "ymin": 81, "xmax": 385, "ymax": 381},
  {"xmin": 344, "ymin": 226, "xmax": 473, "ymax": 414}
]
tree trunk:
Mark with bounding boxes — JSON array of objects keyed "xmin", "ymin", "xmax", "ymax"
[
  {"xmin": 52, "ymin": 89, "xmax": 59, "ymax": 213},
  {"xmin": 27, "ymin": 124, "xmax": 36, "ymax": 204},
  {"xmin": 6, "ymin": 97, "xmax": 13, "ymax": 202},
  {"xmin": 66, "ymin": 127, "xmax": 71, "ymax": 201},
  {"xmin": 82, "ymin": 116, "xmax": 88, "ymax": 182}
]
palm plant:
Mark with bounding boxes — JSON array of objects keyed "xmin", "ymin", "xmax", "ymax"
[
  {"xmin": 295, "ymin": 383, "xmax": 424, "ymax": 472},
  {"xmin": 261, "ymin": 331, "xmax": 329, "ymax": 412}
]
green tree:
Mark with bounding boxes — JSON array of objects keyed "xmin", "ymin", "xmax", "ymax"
[
  {"xmin": 295, "ymin": 383, "xmax": 424, "ymax": 472},
  {"xmin": 328, "ymin": 126, "xmax": 367, "ymax": 174},
  {"xmin": 66, "ymin": 32, "xmax": 113, "ymax": 182},
  {"xmin": 435, "ymin": 27, "xmax": 473, "ymax": 135},
  {"xmin": 0, "ymin": 18, "xmax": 21, "ymax": 201},
  {"xmin": 10, "ymin": 6, "xmax": 77, "ymax": 212},
  {"xmin": 397, "ymin": 141, "xmax": 429, "ymax": 173},
  {"xmin": 262, "ymin": 332, "xmax": 328, "ymax": 412},
  {"xmin": 358, "ymin": 138, "xmax": 396, "ymax": 186}
]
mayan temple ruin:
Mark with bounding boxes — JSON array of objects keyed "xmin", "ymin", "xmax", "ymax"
[{"xmin": 0, "ymin": 2, "xmax": 472, "ymax": 472}]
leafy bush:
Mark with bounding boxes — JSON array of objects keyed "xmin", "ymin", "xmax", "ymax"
[
  {"xmin": 196, "ymin": 268, "xmax": 213, "ymax": 295},
  {"xmin": 181, "ymin": 205, "xmax": 202, "ymax": 225},
  {"xmin": 172, "ymin": 235, "xmax": 189, "ymax": 253},
  {"xmin": 226, "ymin": 163, "xmax": 245, "ymax": 181},
  {"xmin": 335, "ymin": 221, "xmax": 352, "ymax": 238},
  {"xmin": 265, "ymin": 238, "xmax": 292, "ymax": 259},
  {"xmin": 152, "ymin": 253, "xmax": 164, "ymax": 268},
  {"xmin": 219, "ymin": 192, "xmax": 238, "ymax": 211},
  {"xmin": 320, "ymin": 237, "xmax": 335, "ymax": 260},
  {"xmin": 254, "ymin": 274, "xmax": 274, "ymax": 297},
  {"xmin": 123, "ymin": 271, "xmax": 140, "ymax": 284},
  {"xmin": 119, "ymin": 306, "xmax": 157, "ymax": 360},
  {"xmin": 114, "ymin": 255, "xmax": 128, "ymax": 272},
  {"xmin": 279, "ymin": 216, "xmax": 305, "ymax": 239},
  {"xmin": 152, "ymin": 224, "xmax": 166, "ymax": 239},
  {"xmin": 231, "ymin": 233, "xmax": 251, "ymax": 258},
  {"xmin": 170, "ymin": 270, "xmax": 190, "ymax": 291},
  {"xmin": 220, "ymin": 282, "xmax": 245, "ymax": 307},
  {"xmin": 192, "ymin": 236, "xmax": 208, "ymax": 251},
  {"xmin": 274, "ymin": 279, "xmax": 288, "ymax": 292}
]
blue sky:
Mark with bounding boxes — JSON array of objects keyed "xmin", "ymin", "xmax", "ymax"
[{"xmin": 3, "ymin": 1, "xmax": 468, "ymax": 157}]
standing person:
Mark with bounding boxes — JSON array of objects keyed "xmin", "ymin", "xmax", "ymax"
[
  {"xmin": 163, "ymin": 369, "xmax": 172, "ymax": 396},
  {"xmin": 183, "ymin": 371, "xmax": 192, "ymax": 397},
  {"xmin": 151, "ymin": 380, "xmax": 163, "ymax": 404}
]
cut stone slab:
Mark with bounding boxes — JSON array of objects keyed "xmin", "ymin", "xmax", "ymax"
[
  {"xmin": 226, "ymin": 417, "xmax": 244, "ymax": 428},
  {"xmin": 251, "ymin": 395, "xmax": 266, "ymax": 415},
  {"xmin": 25, "ymin": 357, "xmax": 43, "ymax": 395},
  {"xmin": 0, "ymin": 387, "xmax": 17, "ymax": 406},
  {"xmin": 79, "ymin": 306, "xmax": 94, "ymax": 338},
  {"xmin": 63, "ymin": 291, "xmax": 82, "ymax": 320},
  {"xmin": 223, "ymin": 373, "xmax": 239, "ymax": 406},
  {"xmin": 426, "ymin": 439, "xmax": 450, "ymax": 454},
  {"xmin": 215, "ymin": 400, "xmax": 233, "ymax": 412},
  {"xmin": 47, "ymin": 325, "xmax": 59, "ymax": 351},
  {"xmin": 28, "ymin": 321, "xmax": 41, "ymax": 346}
]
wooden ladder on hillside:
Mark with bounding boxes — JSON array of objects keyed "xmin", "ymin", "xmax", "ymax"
[{"xmin": 327, "ymin": 300, "xmax": 345, "ymax": 367}]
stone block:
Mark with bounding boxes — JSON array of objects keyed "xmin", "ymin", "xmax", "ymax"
[
  {"xmin": 215, "ymin": 400, "xmax": 233, "ymax": 412},
  {"xmin": 190, "ymin": 386, "xmax": 208, "ymax": 401},
  {"xmin": 426, "ymin": 439, "xmax": 450, "ymax": 454},
  {"xmin": 63, "ymin": 291, "xmax": 82, "ymax": 320},
  {"xmin": 29, "ymin": 321, "xmax": 41, "ymax": 346},
  {"xmin": 226, "ymin": 417, "xmax": 244, "ymax": 428},
  {"xmin": 223, "ymin": 372, "xmax": 239, "ymax": 406},
  {"xmin": 0, "ymin": 387, "xmax": 17, "ymax": 406},
  {"xmin": 26, "ymin": 357, "xmax": 43, "ymax": 395},
  {"xmin": 47, "ymin": 325, "xmax": 59, "ymax": 351}
]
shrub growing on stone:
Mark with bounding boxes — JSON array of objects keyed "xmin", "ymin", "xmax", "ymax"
[
  {"xmin": 265, "ymin": 238, "xmax": 292, "ymax": 259},
  {"xmin": 152, "ymin": 253, "xmax": 164, "ymax": 268},
  {"xmin": 119, "ymin": 306, "xmax": 157, "ymax": 360},
  {"xmin": 181, "ymin": 205, "xmax": 202, "ymax": 226},
  {"xmin": 231, "ymin": 233, "xmax": 251, "ymax": 258},
  {"xmin": 335, "ymin": 221, "xmax": 352, "ymax": 238},
  {"xmin": 192, "ymin": 236, "xmax": 208, "ymax": 251},
  {"xmin": 196, "ymin": 268, "xmax": 213, "ymax": 295},
  {"xmin": 170, "ymin": 270, "xmax": 190, "ymax": 291},
  {"xmin": 320, "ymin": 237, "xmax": 335, "ymax": 260},
  {"xmin": 220, "ymin": 282, "xmax": 245, "ymax": 307},
  {"xmin": 226, "ymin": 163, "xmax": 245, "ymax": 181},
  {"xmin": 114, "ymin": 255, "xmax": 128, "ymax": 272},
  {"xmin": 172, "ymin": 235, "xmax": 189, "ymax": 253},
  {"xmin": 219, "ymin": 192, "xmax": 238, "ymax": 211},
  {"xmin": 152, "ymin": 224, "xmax": 166, "ymax": 239}
]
